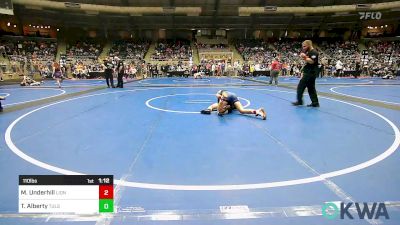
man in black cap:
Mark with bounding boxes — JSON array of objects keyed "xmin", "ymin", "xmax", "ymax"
[
  {"xmin": 103, "ymin": 57, "xmax": 115, "ymax": 88},
  {"xmin": 292, "ymin": 40, "xmax": 320, "ymax": 107}
]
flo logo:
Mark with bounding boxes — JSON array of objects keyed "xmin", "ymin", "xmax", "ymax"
[
  {"xmin": 359, "ymin": 12, "xmax": 382, "ymax": 20},
  {"xmin": 322, "ymin": 202, "xmax": 389, "ymax": 220}
]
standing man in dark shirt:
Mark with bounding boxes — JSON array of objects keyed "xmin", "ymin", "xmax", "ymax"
[
  {"xmin": 116, "ymin": 60, "xmax": 124, "ymax": 88},
  {"xmin": 103, "ymin": 57, "xmax": 115, "ymax": 88},
  {"xmin": 292, "ymin": 40, "xmax": 320, "ymax": 107},
  {"xmin": 355, "ymin": 61, "xmax": 361, "ymax": 79}
]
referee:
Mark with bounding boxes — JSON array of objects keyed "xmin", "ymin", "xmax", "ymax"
[
  {"xmin": 292, "ymin": 40, "xmax": 320, "ymax": 107},
  {"xmin": 103, "ymin": 57, "xmax": 115, "ymax": 88}
]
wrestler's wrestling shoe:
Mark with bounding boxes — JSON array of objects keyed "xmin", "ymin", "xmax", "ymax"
[
  {"xmin": 256, "ymin": 108, "xmax": 267, "ymax": 120},
  {"xmin": 200, "ymin": 109, "xmax": 211, "ymax": 114}
]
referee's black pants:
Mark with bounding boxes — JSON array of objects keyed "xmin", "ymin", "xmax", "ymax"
[
  {"xmin": 117, "ymin": 73, "xmax": 123, "ymax": 88},
  {"xmin": 296, "ymin": 72, "xmax": 319, "ymax": 105},
  {"xmin": 105, "ymin": 72, "xmax": 114, "ymax": 88}
]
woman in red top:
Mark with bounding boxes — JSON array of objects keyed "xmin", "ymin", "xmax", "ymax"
[{"xmin": 269, "ymin": 58, "xmax": 281, "ymax": 85}]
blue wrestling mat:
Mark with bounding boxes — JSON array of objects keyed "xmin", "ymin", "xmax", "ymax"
[{"xmin": 0, "ymin": 77, "xmax": 399, "ymax": 225}]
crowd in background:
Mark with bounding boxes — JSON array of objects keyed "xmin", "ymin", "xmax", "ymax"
[
  {"xmin": 235, "ymin": 39, "xmax": 399, "ymax": 77},
  {"xmin": 0, "ymin": 39, "xmax": 57, "ymax": 61},
  {"xmin": 236, "ymin": 39, "xmax": 273, "ymax": 63},
  {"xmin": 109, "ymin": 39, "xmax": 150, "ymax": 60},
  {"xmin": 235, "ymin": 39, "xmax": 300, "ymax": 77},
  {"xmin": 151, "ymin": 39, "xmax": 192, "ymax": 61},
  {"xmin": 0, "ymin": 37, "xmax": 399, "ymax": 81},
  {"xmin": 196, "ymin": 43, "xmax": 229, "ymax": 51},
  {"xmin": 366, "ymin": 41, "xmax": 400, "ymax": 77},
  {"xmin": 66, "ymin": 39, "xmax": 103, "ymax": 59},
  {"xmin": 0, "ymin": 38, "xmax": 57, "ymax": 78}
]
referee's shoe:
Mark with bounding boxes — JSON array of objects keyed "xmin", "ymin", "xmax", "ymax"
[
  {"xmin": 291, "ymin": 101, "xmax": 303, "ymax": 106},
  {"xmin": 307, "ymin": 103, "xmax": 320, "ymax": 107}
]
